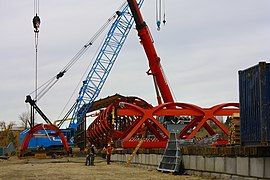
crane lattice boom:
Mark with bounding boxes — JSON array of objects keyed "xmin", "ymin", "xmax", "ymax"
[{"xmin": 70, "ymin": 0, "xmax": 144, "ymax": 130}]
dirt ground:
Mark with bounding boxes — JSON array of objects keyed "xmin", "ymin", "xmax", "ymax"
[{"xmin": 0, "ymin": 156, "xmax": 209, "ymax": 180}]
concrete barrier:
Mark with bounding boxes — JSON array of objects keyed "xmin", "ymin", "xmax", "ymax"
[
  {"xmin": 250, "ymin": 158, "xmax": 264, "ymax": 178},
  {"xmin": 111, "ymin": 153, "xmax": 270, "ymax": 179},
  {"xmin": 265, "ymin": 157, "xmax": 270, "ymax": 178},
  {"xmin": 237, "ymin": 157, "xmax": 249, "ymax": 176},
  {"xmin": 205, "ymin": 157, "xmax": 214, "ymax": 172},
  {"xmin": 215, "ymin": 157, "xmax": 225, "ymax": 173},
  {"xmin": 226, "ymin": 157, "xmax": 237, "ymax": 174}
]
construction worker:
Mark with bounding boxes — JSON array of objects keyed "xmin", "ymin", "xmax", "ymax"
[
  {"xmin": 84, "ymin": 144, "xmax": 91, "ymax": 166},
  {"xmin": 89, "ymin": 144, "xmax": 96, "ymax": 165},
  {"xmin": 106, "ymin": 143, "xmax": 112, "ymax": 165}
]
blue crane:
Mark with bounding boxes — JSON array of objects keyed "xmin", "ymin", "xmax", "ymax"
[
  {"xmin": 20, "ymin": 0, "xmax": 144, "ymax": 152},
  {"xmin": 69, "ymin": 0, "xmax": 144, "ymax": 130},
  {"xmin": 20, "ymin": 0, "xmax": 144, "ymax": 153}
]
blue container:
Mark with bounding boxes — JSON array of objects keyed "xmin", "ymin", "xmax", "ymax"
[{"xmin": 239, "ymin": 62, "xmax": 270, "ymax": 146}]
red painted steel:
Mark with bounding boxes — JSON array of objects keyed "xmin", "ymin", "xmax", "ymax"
[
  {"xmin": 20, "ymin": 124, "xmax": 69, "ymax": 155},
  {"xmin": 87, "ymin": 99, "xmax": 239, "ymax": 148},
  {"xmin": 127, "ymin": 0, "xmax": 174, "ymax": 104},
  {"xmin": 86, "ymin": 1, "xmax": 240, "ymax": 148},
  {"xmin": 179, "ymin": 103, "xmax": 240, "ymax": 139},
  {"xmin": 87, "ymin": 96, "xmax": 154, "ymax": 147}
]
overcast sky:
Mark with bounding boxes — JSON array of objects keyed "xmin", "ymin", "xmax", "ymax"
[{"xmin": 1, "ymin": 0, "xmax": 270, "ymax": 125}]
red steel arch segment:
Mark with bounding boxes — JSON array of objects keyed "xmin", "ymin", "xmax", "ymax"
[
  {"xmin": 211, "ymin": 103, "xmax": 240, "ymax": 116},
  {"xmin": 117, "ymin": 101, "xmax": 225, "ymax": 148},
  {"xmin": 117, "ymin": 102, "xmax": 170, "ymax": 148},
  {"xmin": 87, "ymin": 97, "xmax": 239, "ymax": 148},
  {"xmin": 152, "ymin": 102, "xmax": 214, "ymax": 139},
  {"xmin": 179, "ymin": 103, "xmax": 240, "ymax": 139},
  {"xmin": 21, "ymin": 124, "xmax": 69, "ymax": 155},
  {"xmin": 87, "ymin": 96, "xmax": 153, "ymax": 148},
  {"xmin": 152, "ymin": 102, "xmax": 205, "ymax": 117}
]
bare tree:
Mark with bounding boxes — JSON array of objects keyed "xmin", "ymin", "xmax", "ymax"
[
  {"xmin": 0, "ymin": 121, "xmax": 6, "ymax": 131},
  {"xmin": 0, "ymin": 121, "xmax": 15, "ymax": 131},
  {"xmin": 19, "ymin": 112, "xmax": 30, "ymax": 129},
  {"xmin": 7, "ymin": 121, "xmax": 15, "ymax": 130},
  {"xmin": 0, "ymin": 121, "xmax": 16, "ymax": 146}
]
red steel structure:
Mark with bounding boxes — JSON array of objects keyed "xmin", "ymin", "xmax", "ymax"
[
  {"xmin": 86, "ymin": 98, "xmax": 239, "ymax": 148},
  {"xmin": 86, "ymin": 0, "xmax": 240, "ymax": 148},
  {"xmin": 20, "ymin": 124, "xmax": 69, "ymax": 155},
  {"xmin": 178, "ymin": 103, "xmax": 240, "ymax": 139}
]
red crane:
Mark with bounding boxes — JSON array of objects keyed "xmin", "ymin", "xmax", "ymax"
[
  {"xmin": 127, "ymin": 0, "xmax": 174, "ymax": 105},
  {"xmin": 86, "ymin": 1, "xmax": 240, "ymax": 149}
]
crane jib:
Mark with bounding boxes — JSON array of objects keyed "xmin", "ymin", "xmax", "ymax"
[
  {"xmin": 127, "ymin": 0, "xmax": 174, "ymax": 103},
  {"xmin": 70, "ymin": 0, "xmax": 144, "ymax": 130}
]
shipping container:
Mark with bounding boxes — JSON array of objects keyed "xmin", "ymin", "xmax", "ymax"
[{"xmin": 239, "ymin": 62, "xmax": 270, "ymax": 146}]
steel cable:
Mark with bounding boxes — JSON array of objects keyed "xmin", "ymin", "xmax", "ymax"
[{"xmin": 28, "ymin": 3, "xmax": 127, "ymax": 101}]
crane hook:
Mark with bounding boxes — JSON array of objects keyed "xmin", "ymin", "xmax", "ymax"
[
  {"xmin": 33, "ymin": 14, "xmax": 41, "ymax": 33},
  {"xmin": 157, "ymin": 20, "xmax": 161, "ymax": 31}
]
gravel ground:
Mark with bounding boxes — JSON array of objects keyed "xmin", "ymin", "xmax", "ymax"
[{"xmin": 0, "ymin": 156, "xmax": 209, "ymax": 180}]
